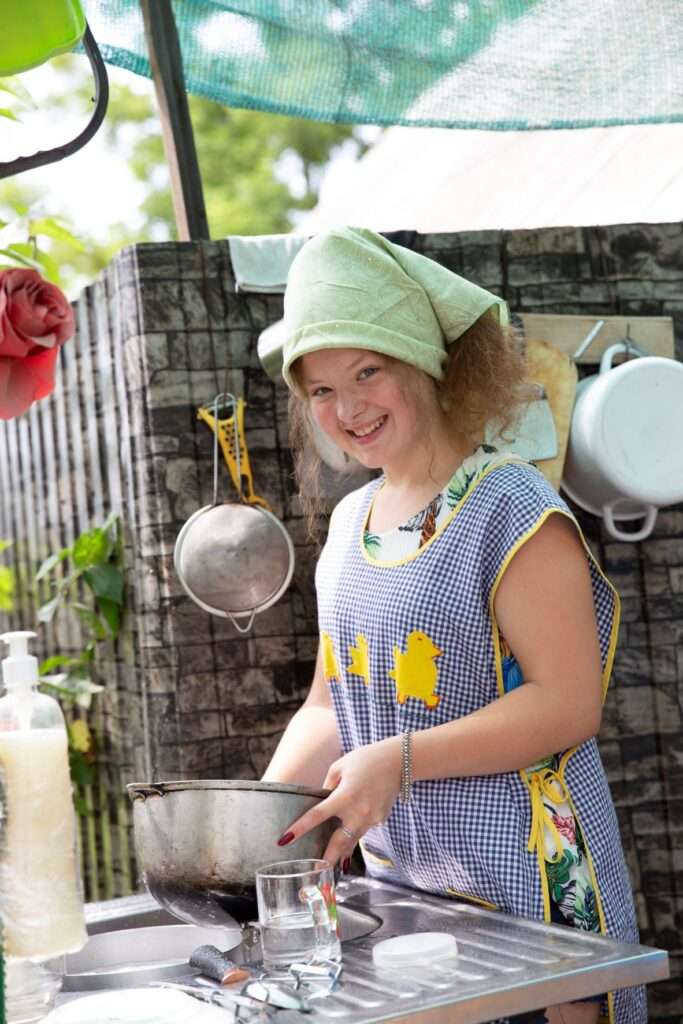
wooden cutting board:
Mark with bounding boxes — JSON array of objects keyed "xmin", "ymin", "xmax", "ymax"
[{"xmin": 525, "ymin": 338, "xmax": 578, "ymax": 491}]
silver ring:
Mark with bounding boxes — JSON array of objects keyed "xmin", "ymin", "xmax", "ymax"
[{"xmin": 339, "ymin": 823, "xmax": 356, "ymax": 841}]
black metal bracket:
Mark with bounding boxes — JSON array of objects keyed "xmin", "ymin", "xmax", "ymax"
[{"xmin": 0, "ymin": 23, "xmax": 109, "ymax": 180}]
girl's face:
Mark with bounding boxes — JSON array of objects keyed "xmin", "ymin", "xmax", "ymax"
[{"xmin": 298, "ymin": 347, "xmax": 435, "ymax": 473}]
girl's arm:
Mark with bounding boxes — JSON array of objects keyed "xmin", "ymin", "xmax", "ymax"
[
  {"xmin": 285, "ymin": 512, "xmax": 604, "ymax": 862},
  {"xmin": 261, "ymin": 644, "xmax": 342, "ymax": 789}
]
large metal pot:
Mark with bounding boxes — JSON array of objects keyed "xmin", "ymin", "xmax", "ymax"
[{"xmin": 127, "ymin": 780, "xmax": 334, "ymax": 928}]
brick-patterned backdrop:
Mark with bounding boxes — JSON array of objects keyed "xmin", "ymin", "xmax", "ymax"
[{"xmin": 1, "ymin": 223, "xmax": 681, "ymax": 1019}]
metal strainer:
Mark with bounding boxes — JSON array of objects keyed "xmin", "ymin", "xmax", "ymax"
[{"xmin": 173, "ymin": 394, "xmax": 295, "ymax": 633}]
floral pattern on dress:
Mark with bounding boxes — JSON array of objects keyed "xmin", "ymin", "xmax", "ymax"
[
  {"xmin": 364, "ymin": 445, "xmax": 514, "ymax": 559},
  {"xmin": 362, "ymin": 447, "xmax": 600, "ymax": 934}
]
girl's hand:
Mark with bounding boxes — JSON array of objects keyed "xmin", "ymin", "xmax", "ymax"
[{"xmin": 277, "ymin": 737, "xmax": 402, "ymax": 867}]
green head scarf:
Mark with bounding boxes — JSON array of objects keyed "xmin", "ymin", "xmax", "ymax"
[{"xmin": 281, "ymin": 226, "xmax": 508, "ymax": 390}]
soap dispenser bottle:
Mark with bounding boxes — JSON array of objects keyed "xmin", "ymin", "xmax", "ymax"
[{"xmin": 0, "ymin": 631, "xmax": 87, "ymax": 1022}]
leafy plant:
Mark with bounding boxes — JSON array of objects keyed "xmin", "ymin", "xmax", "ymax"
[
  {"xmin": 35, "ymin": 513, "xmax": 125, "ymax": 811},
  {"xmin": 0, "ymin": 204, "xmax": 85, "ymax": 287}
]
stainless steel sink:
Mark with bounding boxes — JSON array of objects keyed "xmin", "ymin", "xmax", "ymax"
[
  {"xmin": 57, "ymin": 878, "xmax": 668, "ymax": 1023},
  {"xmin": 59, "ymin": 887, "xmax": 381, "ymax": 993}
]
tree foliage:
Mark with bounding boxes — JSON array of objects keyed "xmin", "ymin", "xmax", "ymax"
[{"xmin": 0, "ymin": 55, "xmax": 367, "ymax": 293}]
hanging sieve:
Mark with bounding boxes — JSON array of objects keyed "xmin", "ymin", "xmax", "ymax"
[{"xmin": 173, "ymin": 393, "xmax": 295, "ymax": 633}]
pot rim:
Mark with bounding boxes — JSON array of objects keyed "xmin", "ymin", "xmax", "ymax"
[{"xmin": 127, "ymin": 779, "xmax": 331, "ymax": 800}]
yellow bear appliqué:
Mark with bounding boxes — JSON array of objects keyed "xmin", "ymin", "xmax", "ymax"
[
  {"xmin": 389, "ymin": 630, "xmax": 442, "ymax": 708},
  {"xmin": 320, "ymin": 631, "xmax": 341, "ymax": 682},
  {"xmin": 347, "ymin": 634, "xmax": 371, "ymax": 686}
]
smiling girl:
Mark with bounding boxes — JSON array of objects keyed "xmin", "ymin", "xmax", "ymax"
[{"xmin": 263, "ymin": 227, "xmax": 643, "ymax": 1024}]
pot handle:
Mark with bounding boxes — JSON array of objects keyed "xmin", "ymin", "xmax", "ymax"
[
  {"xmin": 602, "ymin": 502, "xmax": 658, "ymax": 542},
  {"xmin": 599, "ymin": 339, "xmax": 648, "ymax": 374},
  {"xmin": 127, "ymin": 783, "xmax": 166, "ymax": 801}
]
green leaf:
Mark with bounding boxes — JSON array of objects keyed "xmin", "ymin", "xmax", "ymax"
[
  {"xmin": 35, "ymin": 549, "xmax": 70, "ymax": 581},
  {"xmin": 72, "ymin": 602, "xmax": 108, "ymax": 640},
  {"xmin": 98, "ymin": 596, "xmax": 121, "ymax": 638},
  {"xmin": 0, "ymin": 108, "xmax": 20, "ymax": 122},
  {"xmin": 37, "ymin": 593, "xmax": 62, "ymax": 623},
  {"xmin": 31, "ymin": 246, "xmax": 63, "ymax": 287},
  {"xmin": 83, "ymin": 563, "xmax": 124, "ymax": 604},
  {"xmin": 0, "ymin": 246, "xmax": 44, "ymax": 272},
  {"xmin": 101, "ymin": 511, "xmax": 120, "ymax": 534},
  {"xmin": 72, "ymin": 792, "xmax": 91, "ymax": 817},
  {"xmin": 29, "ymin": 217, "xmax": 85, "ymax": 251},
  {"xmin": 40, "ymin": 672, "xmax": 103, "ymax": 710},
  {"xmin": 0, "ymin": 565, "xmax": 14, "ymax": 611},
  {"xmin": 0, "ymin": 76, "xmax": 36, "ymax": 107},
  {"xmin": 72, "ymin": 528, "xmax": 110, "ymax": 568},
  {"xmin": 69, "ymin": 748, "xmax": 95, "ymax": 788},
  {"xmin": 39, "ymin": 654, "xmax": 76, "ymax": 673}
]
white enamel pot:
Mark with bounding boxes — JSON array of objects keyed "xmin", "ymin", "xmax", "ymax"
[{"xmin": 561, "ymin": 342, "xmax": 683, "ymax": 542}]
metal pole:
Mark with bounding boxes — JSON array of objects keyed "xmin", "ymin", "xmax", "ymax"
[{"xmin": 140, "ymin": 0, "xmax": 210, "ymax": 241}]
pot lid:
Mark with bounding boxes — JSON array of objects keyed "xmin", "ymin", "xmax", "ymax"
[{"xmin": 596, "ymin": 357, "xmax": 683, "ymax": 505}]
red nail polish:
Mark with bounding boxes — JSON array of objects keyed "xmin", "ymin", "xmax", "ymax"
[{"xmin": 277, "ymin": 831, "xmax": 295, "ymax": 847}]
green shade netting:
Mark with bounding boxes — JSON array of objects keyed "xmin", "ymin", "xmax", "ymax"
[{"xmin": 82, "ymin": 0, "xmax": 683, "ymax": 130}]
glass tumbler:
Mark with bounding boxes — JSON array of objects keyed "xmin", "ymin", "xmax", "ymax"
[{"xmin": 255, "ymin": 858, "xmax": 342, "ymax": 971}]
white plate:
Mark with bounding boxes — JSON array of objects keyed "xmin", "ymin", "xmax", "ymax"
[{"xmin": 46, "ymin": 988, "xmax": 230, "ymax": 1023}]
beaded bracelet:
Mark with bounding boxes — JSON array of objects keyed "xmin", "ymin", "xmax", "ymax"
[{"xmin": 399, "ymin": 730, "xmax": 413, "ymax": 803}]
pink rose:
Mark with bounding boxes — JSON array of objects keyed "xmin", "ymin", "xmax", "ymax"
[{"xmin": 0, "ymin": 268, "xmax": 75, "ymax": 419}]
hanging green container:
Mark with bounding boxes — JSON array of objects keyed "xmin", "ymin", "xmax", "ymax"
[
  {"xmin": 0, "ymin": 0, "xmax": 87, "ymax": 76},
  {"xmin": 0, "ymin": 0, "xmax": 108, "ymax": 179}
]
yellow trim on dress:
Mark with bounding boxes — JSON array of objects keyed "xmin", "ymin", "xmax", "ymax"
[
  {"xmin": 360, "ymin": 455, "xmax": 528, "ymax": 568},
  {"xmin": 359, "ymin": 840, "xmax": 395, "ymax": 867},
  {"xmin": 445, "ymin": 889, "xmax": 499, "ymax": 910}
]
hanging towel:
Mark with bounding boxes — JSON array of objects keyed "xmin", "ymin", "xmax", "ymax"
[{"xmin": 227, "ymin": 234, "xmax": 309, "ymax": 293}]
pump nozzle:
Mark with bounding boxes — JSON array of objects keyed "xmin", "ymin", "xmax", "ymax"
[{"xmin": 1, "ymin": 630, "xmax": 39, "ymax": 690}]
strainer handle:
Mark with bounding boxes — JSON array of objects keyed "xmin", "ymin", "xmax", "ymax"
[{"xmin": 229, "ymin": 609, "xmax": 256, "ymax": 634}]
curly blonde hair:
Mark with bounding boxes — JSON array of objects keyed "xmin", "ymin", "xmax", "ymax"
[{"xmin": 288, "ymin": 311, "xmax": 535, "ymax": 540}]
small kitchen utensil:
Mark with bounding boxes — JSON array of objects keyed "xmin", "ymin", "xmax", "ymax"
[
  {"xmin": 255, "ymin": 859, "xmax": 341, "ymax": 971},
  {"xmin": 562, "ymin": 341, "xmax": 683, "ymax": 541},
  {"xmin": 153, "ymin": 981, "xmax": 267, "ymax": 1018},
  {"xmin": 174, "ymin": 394, "xmax": 294, "ymax": 632},
  {"xmin": 127, "ymin": 781, "xmax": 335, "ymax": 929}
]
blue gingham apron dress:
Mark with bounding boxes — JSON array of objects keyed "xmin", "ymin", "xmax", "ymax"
[{"xmin": 316, "ymin": 458, "xmax": 645, "ymax": 1024}]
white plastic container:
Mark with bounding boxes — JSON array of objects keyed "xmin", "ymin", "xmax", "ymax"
[
  {"xmin": 0, "ymin": 631, "xmax": 87, "ymax": 1022},
  {"xmin": 372, "ymin": 931, "xmax": 458, "ymax": 970},
  {"xmin": 561, "ymin": 344, "xmax": 683, "ymax": 541}
]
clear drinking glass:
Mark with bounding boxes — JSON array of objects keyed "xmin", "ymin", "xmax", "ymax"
[{"xmin": 255, "ymin": 858, "xmax": 342, "ymax": 971}]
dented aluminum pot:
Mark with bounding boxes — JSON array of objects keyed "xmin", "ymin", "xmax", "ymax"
[{"xmin": 127, "ymin": 780, "xmax": 334, "ymax": 928}]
